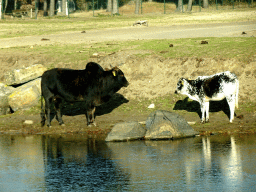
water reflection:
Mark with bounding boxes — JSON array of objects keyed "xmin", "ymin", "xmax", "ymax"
[
  {"xmin": 0, "ymin": 134, "xmax": 255, "ymax": 191},
  {"xmin": 0, "ymin": 135, "xmax": 45, "ymax": 191},
  {"xmin": 43, "ymin": 136, "xmax": 130, "ymax": 191}
]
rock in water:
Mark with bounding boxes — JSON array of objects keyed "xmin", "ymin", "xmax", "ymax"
[
  {"xmin": 145, "ymin": 110, "xmax": 198, "ymax": 140},
  {"xmin": 105, "ymin": 121, "xmax": 146, "ymax": 142}
]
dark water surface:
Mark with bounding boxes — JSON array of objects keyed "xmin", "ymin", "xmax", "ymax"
[{"xmin": 0, "ymin": 134, "xmax": 255, "ymax": 191}]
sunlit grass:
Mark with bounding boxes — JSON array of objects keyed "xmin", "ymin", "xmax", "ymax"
[{"xmin": 2, "ymin": 36, "xmax": 255, "ymax": 69}]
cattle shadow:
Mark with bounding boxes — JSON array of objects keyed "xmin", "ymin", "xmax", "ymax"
[
  {"xmin": 60, "ymin": 93, "xmax": 129, "ymax": 117},
  {"xmin": 173, "ymin": 97, "xmax": 232, "ymax": 120}
]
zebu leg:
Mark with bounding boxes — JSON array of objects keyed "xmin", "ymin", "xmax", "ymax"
[
  {"xmin": 40, "ymin": 97, "xmax": 46, "ymax": 127},
  {"xmin": 54, "ymin": 97, "xmax": 65, "ymax": 126},
  {"xmin": 226, "ymin": 95, "xmax": 236, "ymax": 123},
  {"xmin": 200, "ymin": 102, "xmax": 207, "ymax": 123},
  {"xmin": 86, "ymin": 106, "xmax": 96, "ymax": 127},
  {"xmin": 205, "ymin": 101, "xmax": 210, "ymax": 123},
  {"xmin": 45, "ymin": 97, "xmax": 53, "ymax": 127}
]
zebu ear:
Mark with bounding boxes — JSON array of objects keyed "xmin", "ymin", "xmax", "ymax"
[
  {"xmin": 112, "ymin": 66, "xmax": 120, "ymax": 76},
  {"xmin": 179, "ymin": 78, "xmax": 184, "ymax": 85}
]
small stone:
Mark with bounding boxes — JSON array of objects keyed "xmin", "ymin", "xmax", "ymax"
[
  {"xmin": 148, "ymin": 103, "xmax": 155, "ymax": 108},
  {"xmin": 24, "ymin": 120, "xmax": 33, "ymax": 124}
]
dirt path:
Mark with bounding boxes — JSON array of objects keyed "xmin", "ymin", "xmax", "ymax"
[{"xmin": 1, "ymin": 21, "xmax": 256, "ymax": 48}]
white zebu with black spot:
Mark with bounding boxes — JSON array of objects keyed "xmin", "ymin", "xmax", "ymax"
[{"xmin": 175, "ymin": 71, "xmax": 239, "ymax": 123}]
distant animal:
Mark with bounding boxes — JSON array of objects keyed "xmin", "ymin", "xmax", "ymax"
[
  {"xmin": 41, "ymin": 62, "xmax": 129, "ymax": 127},
  {"xmin": 174, "ymin": 71, "xmax": 239, "ymax": 123},
  {"xmin": 201, "ymin": 40, "xmax": 208, "ymax": 44}
]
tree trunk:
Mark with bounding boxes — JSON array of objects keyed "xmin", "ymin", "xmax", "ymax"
[
  {"xmin": 176, "ymin": 0, "xmax": 183, "ymax": 12},
  {"xmin": 112, "ymin": 0, "xmax": 118, "ymax": 14},
  {"xmin": 14, "ymin": 0, "xmax": 17, "ymax": 10},
  {"xmin": 135, "ymin": 0, "xmax": 140, "ymax": 14},
  {"xmin": 107, "ymin": 0, "xmax": 112, "ymax": 12},
  {"xmin": 35, "ymin": 0, "xmax": 39, "ymax": 18},
  {"xmin": 43, "ymin": 0, "xmax": 48, "ymax": 16},
  {"xmin": 49, "ymin": 0, "xmax": 55, "ymax": 16},
  {"xmin": 203, "ymin": 0, "xmax": 209, "ymax": 8},
  {"xmin": 0, "ymin": 0, "xmax": 2, "ymax": 20},
  {"xmin": 4, "ymin": 0, "xmax": 8, "ymax": 14},
  {"xmin": 187, "ymin": 0, "xmax": 193, "ymax": 11},
  {"xmin": 62, "ymin": 0, "xmax": 67, "ymax": 15}
]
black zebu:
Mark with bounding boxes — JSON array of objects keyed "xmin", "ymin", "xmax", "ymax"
[{"xmin": 41, "ymin": 62, "xmax": 129, "ymax": 127}]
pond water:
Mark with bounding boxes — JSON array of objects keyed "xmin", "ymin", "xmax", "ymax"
[{"xmin": 0, "ymin": 134, "xmax": 255, "ymax": 191}]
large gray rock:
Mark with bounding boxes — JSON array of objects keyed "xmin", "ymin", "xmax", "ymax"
[
  {"xmin": 8, "ymin": 80, "xmax": 41, "ymax": 111},
  {"xmin": 4, "ymin": 64, "xmax": 47, "ymax": 86},
  {"xmin": 0, "ymin": 83, "xmax": 15, "ymax": 115},
  {"xmin": 25, "ymin": 78, "xmax": 41, "ymax": 94},
  {"xmin": 105, "ymin": 121, "xmax": 146, "ymax": 142},
  {"xmin": 0, "ymin": 82, "xmax": 15, "ymax": 96},
  {"xmin": 145, "ymin": 110, "xmax": 198, "ymax": 140},
  {"xmin": 0, "ymin": 94, "xmax": 10, "ymax": 115}
]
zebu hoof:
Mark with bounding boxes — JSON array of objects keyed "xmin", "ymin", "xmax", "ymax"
[{"xmin": 87, "ymin": 122, "xmax": 96, "ymax": 127}]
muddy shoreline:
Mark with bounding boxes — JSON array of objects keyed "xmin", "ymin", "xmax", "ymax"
[{"xmin": 1, "ymin": 107, "xmax": 255, "ymax": 138}]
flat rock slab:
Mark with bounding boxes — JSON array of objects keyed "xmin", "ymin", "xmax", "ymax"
[
  {"xmin": 105, "ymin": 121, "xmax": 146, "ymax": 142},
  {"xmin": 4, "ymin": 64, "xmax": 47, "ymax": 86},
  {"xmin": 145, "ymin": 110, "xmax": 198, "ymax": 140}
]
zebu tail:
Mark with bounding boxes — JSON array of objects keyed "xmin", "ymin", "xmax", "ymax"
[{"xmin": 235, "ymin": 79, "xmax": 239, "ymax": 109}]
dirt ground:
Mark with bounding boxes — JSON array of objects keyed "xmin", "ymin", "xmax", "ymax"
[{"xmin": 0, "ymin": 22, "xmax": 256, "ymax": 138}]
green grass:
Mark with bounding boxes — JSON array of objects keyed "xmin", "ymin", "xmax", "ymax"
[
  {"xmin": 132, "ymin": 37, "xmax": 256, "ymax": 62},
  {"xmin": 4, "ymin": 37, "xmax": 255, "ymax": 69}
]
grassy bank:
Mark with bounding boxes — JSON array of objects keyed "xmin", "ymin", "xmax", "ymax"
[{"xmin": 2, "ymin": 37, "xmax": 256, "ymax": 67}]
